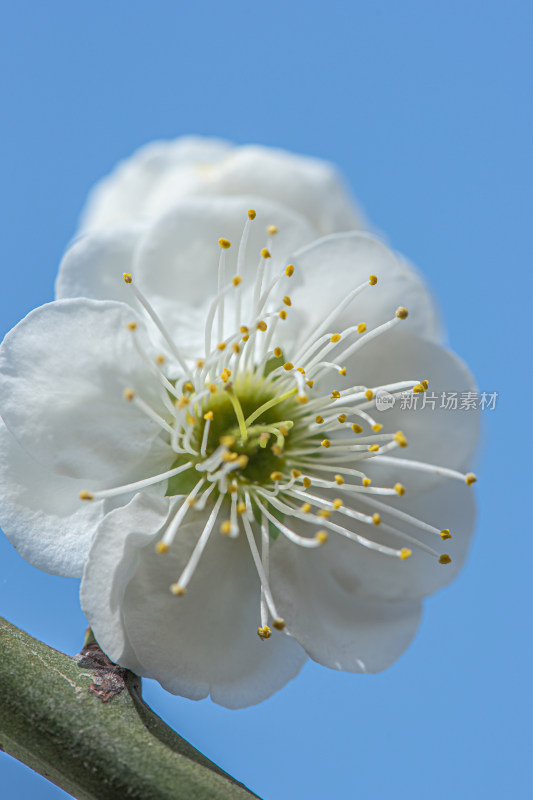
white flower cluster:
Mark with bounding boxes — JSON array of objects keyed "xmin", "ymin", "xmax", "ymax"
[{"xmin": 0, "ymin": 138, "xmax": 478, "ymax": 708}]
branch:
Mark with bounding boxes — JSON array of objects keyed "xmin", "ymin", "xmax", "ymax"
[{"xmin": 0, "ymin": 617, "xmax": 260, "ymax": 800}]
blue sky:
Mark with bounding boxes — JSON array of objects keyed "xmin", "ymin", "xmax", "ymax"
[{"xmin": 0, "ymin": 1, "xmax": 530, "ymax": 798}]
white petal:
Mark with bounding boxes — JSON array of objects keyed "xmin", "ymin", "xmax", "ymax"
[
  {"xmin": 160, "ymin": 144, "xmax": 365, "ymax": 235},
  {"xmin": 269, "ymin": 536, "xmax": 422, "ymax": 673},
  {"xmin": 82, "ymin": 495, "xmax": 307, "ymax": 708},
  {"xmin": 0, "ymin": 299, "xmax": 169, "ymax": 479},
  {"xmin": 55, "ymin": 222, "xmax": 148, "ymax": 302},
  {"xmin": 133, "ymin": 194, "xmax": 315, "ymax": 310},
  {"xmin": 79, "ymin": 137, "xmax": 233, "ymax": 232},
  {"xmin": 0, "ymin": 420, "xmax": 102, "ymax": 577},
  {"xmin": 81, "ymin": 493, "xmax": 172, "ymax": 675},
  {"xmin": 285, "ymin": 233, "xmax": 443, "ymax": 347}
]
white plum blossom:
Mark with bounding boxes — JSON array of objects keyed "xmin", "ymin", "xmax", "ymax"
[
  {"xmin": 78, "ymin": 136, "xmax": 365, "ymax": 237},
  {"xmin": 0, "ymin": 195, "xmax": 478, "ymax": 709}
]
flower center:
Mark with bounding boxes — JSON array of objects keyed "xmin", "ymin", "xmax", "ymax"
[{"xmin": 79, "ymin": 209, "xmax": 477, "ymax": 640}]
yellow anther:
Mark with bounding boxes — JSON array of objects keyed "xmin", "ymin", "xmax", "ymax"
[
  {"xmin": 123, "ymin": 388, "xmax": 135, "ymax": 401},
  {"xmin": 79, "ymin": 490, "xmax": 94, "ymax": 501},
  {"xmin": 285, "ymin": 264, "xmax": 295, "ymax": 277},
  {"xmin": 352, "ymin": 424, "xmax": 363, "ymax": 434},
  {"xmin": 127, "ymin": 321, "xmax": 137, "ymax": 330},
  {"xmin": 218, "ymin": 238, "xmax": 231, "ymax": 249},
  {"xmin": 177, "ymin": 395, "xmax": 189, "ymax": 409},
  {"xmin": 291, "ymin": 469, "xmax": 302, "ymax": 479},
  {"xmin": 297, "ymin": 395, "xmax": 309, "ymax": 405},
  {"xmin": 228, "ymin": 484, "xmax": 238, "ymax": 493},
  {"xmin": 257, "ymin": 625, "xmax": 272, "ymax": 640},
  {"xmin": 413, "ymin": 383, "xmax": 426, "ymax": 394},
  {"xmin": 396, "ymin": 306, "xmax": 409, "ymax": 320},
  {"xmin": 221, "ymin": 451, "xmax": 233, "ymax": 462},
  {"xmin": 170, "ymin": 583, "xmax": 187, "ymax": 596},
  {"xmin": 196, "ymin": 359, "xmax": 205, "ymax": 369},
  {"xmin": 156, "ymin": 354, "xmax": 165, "ymax": 365},
  {"xmin": 240, "ymin": 326, "xmax": 249, "ymax": 334},
  {"xmin": 339, "ymin": 367, "xmax": 347, "ymax": 376},
  {"xmin": 261, "ymin": 248, "xmax": 271, "ymax": 259},
  {"xmin": 242, "ymin": 334, "xmax": 250, "ymax": 342},
  {"xmin": 272, "ymin": 617, "xmax": 286, "ymax": 630},
  {"xmin": 330, "ymin": 333, "xmax": 341, "ymax": 343},
  {"xmin": 363, "ymin": 478, "xmax": 372, "ymax": 487},
  {"xmin": 217, "ymin": 342, "xmax": 226, "ymax": 351},
  {"xmin": 306, "ymin": 380, "xmax": 315, "ymax": 388},
  {"xmin": 439, "ymin": 554, "xmax": 452, "ymax": 565},
  {"xmin": 271, "ymin": 444, "xmax": 283, "ymax": 456},
  {"xmin": 440, "ymin": 529, "xmax": 452, "ymax": 540},
  {"xmin": 301, "ymin": 503, "xmax": 311, "ymax": 513},
  {"xmin": 465, "ymin": 472, "xmax": 477, "ymax": 486},
  {"xmin": 220, "ymin": 368, "xmax": 231, "ymax": 383},
  {"xmin": 365, "ymin": 389, "xmax": 374, "ymax": 401},
  {"xmin": 237, "ymin": 455, "xmax": 249, "ymax": 468},
  {"xmin": 334, "ymin": 474, "xmax": 344, "ymax": 485},
  {"xmin": 257, "ymin": 320, "xmax": 268, "ymax": 332},
  {"xmin": 321, "ymin": 439, "xmax": 331, "ymax": 448},
  {"xmin": 279, "ymin": 425, "xmax": 289, "ymax": 436},
  {"xmin": 267, "ymin": 224, "xmax": 278, "ymax": 235},
  {"xmin": 400, "ymin": 548, "xmax": 412, "ymax": 560},
  {"xmin": 155, "ymin": 541, "xmax": 169, "ymax": 554},
  {"xmin": 209, "ymin": 383, "xmax": 218, "ymax": 394},
  {"xmin": 296, "ymin": 367, "xmax": 306, "ymax": 374},
  {"xmin": 421, "ymin": 380, "xmax": 429, "ymax": 389},
  {"xmin": 315, "ymin": 415, "xmax": 324, "ymax": 424},
  {"xmin": 185, "ymin": 413, "xmax": 197, "ymax": 427},
  {"xmin": 220, "ymin": 434, "xmax": 236, "ymax": 447},
  {"xmin": 337, "ymin": 414, "xmax": 347, "ymax": 423},
  {"xmin": 247, "ymin": 208, "xmax": 256, "ymax": 220},
  {"xmin": 372, "ymin": 423, "xmax": 383, "ymax": 432},
  {"xmin": 317, "ymin": 509, "xmax": 331, "ymax": 518},
  {"xmin": 232, "ymin": 275, "xmax": 242, "ymax": 286},
  {"xmin": 270, "ymin": 471, "xmax": 283, "ymax": 482},
  {"xmin": 283, "ymin": 362, "xmax": 294, "ymax": 371},
  {"xmin": 394, "ymin": 430, "xmax": 408, "ymax": 448},
  {"xmin": 123, "ymin": 272, "xmax": 133, "ymax": 284},
  {"xmin": 332, "ymin": 499, "xmax": 343, "ymax": 510},
  {"xmin": 279, "ymin": 309, "xmax": 288, "ymax": 320},
  {"xmin": 372, "ymin": 513, "xmax": 381, "ymax": 525},
  {"xmin": 183, "ymin": 381, "xmax": 194, "ymax": 393},
  {"xmin": 220, "ymin": 521, "xmax": 233, "ymax": 535},
  {"xmin": 394, "ymin": 483, "xmax": 406, "ymax": 496},
  {"xmin": 357, "ymin": 322, "xmax": 367, "ymax": 334},
  {"xmin": 232, "ymin": 343, "xmax": 241, "ymax": 354},
  {"xmin": 331, "ymin": 390, "xmax": 341, "ymax": 399},
  {"xmin": 315, "ymin": 530, "xmax": 328, "ymax": 545},
  {"xmin": 368, "ymin": 444, "xmax": 379, "ymax": 452},
  {"xmin": 303, "ymin": 477, "xmax": 312, "ymax": 488},
  {"xmin": 237, "ymin": 501, "xmax": 247, "ymax": 514},
  {"xmin": 259, "ymin": 432, "xmax": 270, "ymax": 446},
  {"xmin": 369, "ymin": 274, "xmax": 378, "ymax": 285},
  {"xmin": 274, "ymin": 347, "xmax": 283, "ymax": 358}
]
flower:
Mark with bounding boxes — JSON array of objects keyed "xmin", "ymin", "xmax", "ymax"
[
  {"xmin": 78, "ymin": 136, "xmax": 365, "ymax": 237},
  {"xmin": 0, "ymin": 198, "xmax": 478, "ymax": 709}
]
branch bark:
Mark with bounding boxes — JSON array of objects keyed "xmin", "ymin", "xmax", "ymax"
[{"xmin": 0, "ymin": 617, "xmax": 260, "ymax": 799}]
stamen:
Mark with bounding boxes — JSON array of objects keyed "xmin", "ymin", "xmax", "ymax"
[
  {"xmin": 86, "ymin": 462, "xmax": 193, "ymax": 501},
  {"xmin": 124, "ymin": 275, "xmax": 189, "ymax": 373},
  {"xmin": 169, "ymin": 494, "xmax": 224, "ymax": 595},
  {"xmin": 217, "ymin": 238, "xmax": 231, "ymax": 344}
]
